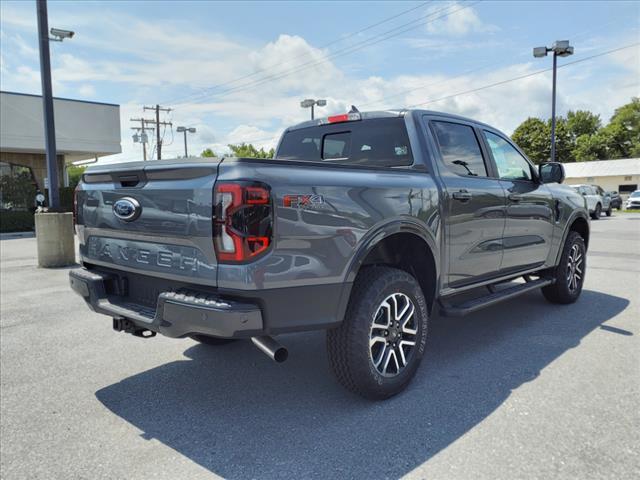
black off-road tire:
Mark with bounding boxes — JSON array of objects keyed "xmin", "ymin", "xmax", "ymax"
[
  {"xmin": 190, "ymin": 335, "xmax": 236, "ymax": 346},
  {"xmin": 591, "ymin": 203, "xmax": 602, "ymax": 220},
  {"xmin": 327, "ymin": 266, "xmax": 429, "ymax": 400},
  {"xmin": 542, "ymin": 231, "xmax": 586, "ymax": 304},
  {"xmin": 606, "ymin": 206, "xmax": 612, "ymax": 217}
]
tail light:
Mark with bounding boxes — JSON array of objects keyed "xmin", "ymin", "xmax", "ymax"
[{"xmin": 213, "ymin": 181, "xmax": 272, "ymax": 263}]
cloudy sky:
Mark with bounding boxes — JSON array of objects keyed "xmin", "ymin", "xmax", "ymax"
[{"xmin": 1, "ymin": 0, "xmax": 638, "ymax": 163}]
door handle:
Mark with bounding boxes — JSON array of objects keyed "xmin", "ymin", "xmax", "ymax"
[
  {"xmin": 452, "ymin": 190, "xmax": 472, "ymax": 202},
  {"xmin": 508, "ymin": 193, "xmax": 523, "ymax": 202}
]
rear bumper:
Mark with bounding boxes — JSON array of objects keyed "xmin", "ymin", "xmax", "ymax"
[{"xmin": 69, "ymin": 267, "xmax": 263, "ymax": 338}]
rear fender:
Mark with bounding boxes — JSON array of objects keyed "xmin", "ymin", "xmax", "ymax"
[{"xmin": 335, "ymin": 219, "xmax": 440, "ymax": 324}]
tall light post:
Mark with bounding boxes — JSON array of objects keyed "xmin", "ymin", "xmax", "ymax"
[
  {"xmin": 36, "ymin": 0, "xmax": 74, "ymax": 209},
  {"xmin": 34, "ymin": 0, "xmax": 76, "ymax": 268},
  {"xmin": 533, "ymin": 40, "xmax": 574, "ymax": 163},
  {"xmin": 176, "ymin": 126, "xmax": 196, "ymax": 157},
  {"xmin": 300, "ymin": 98, "xmax": 327, "ymax": 120}
]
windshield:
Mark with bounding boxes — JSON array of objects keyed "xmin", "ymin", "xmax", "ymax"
[
  {"xmin": 276, "ymin": 117, "xmax": 413, "ymax": 167},
  {"xmin": 631, "ymin": 191, "xmax": 640, "ymax": 198}
]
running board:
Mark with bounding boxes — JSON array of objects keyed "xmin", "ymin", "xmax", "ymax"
[{"xmin": 440, "ymin": 278, "xmax": 554, "ymax": 317}]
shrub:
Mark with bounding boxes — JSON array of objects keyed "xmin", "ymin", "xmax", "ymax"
[{"xmin": 0, "ymin": 210, "xmax": 35, "ymax": 232}]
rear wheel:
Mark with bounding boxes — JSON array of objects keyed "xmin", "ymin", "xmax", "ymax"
[
  {"xmin": 606, "ymin": 206, "xmax": 612, "ymax": 217},
  {"xmin": 190, "ymin": 335, "xmax": 236, "ymax": 346},
  {"xmin": 542, "ymin": 231, "xmax": 586, "ymax": 304},
  {"xmin": 327, "ymin": 266, "xmax": 429, "ymax": 400},
  {"xmin": 591, "ymin": 203, "xmax": 602, "ymax": 220}
]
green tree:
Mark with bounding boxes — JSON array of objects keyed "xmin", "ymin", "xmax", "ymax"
[
  {"xmin": 566, "ymin": 110, "xmax": 601, "ymax": 139},
  {"xmin": 228, "ymin": 143, "xmax": 275, "ymax": 158},
  {"xmin": 511, "ymin": 117, "xmax": 550, "ymax": 164},
  {"xmin": 572, "ymin": 133, "xmax": 608, "ymax": 161},
  {"xmin": 201, "ymin": 148, "xmax": 216, "ymax": 157},
  {"xmin": 599, "ymin": 97, "xmax": 640, "ymax": 159},
  {"xmin": 66, "ymin": 165, "xmax": 86, "ymax": 188},
  {"xmin": 551, "ymin": 117, "xmax": 574, "ymax": 164},
  {"xmin": 513, "ymin": 97, "xmax": 639, "ymax": 163},
  {"xmin": 0, "ymin": 171, "xmax": 37, "ymax": 209}
]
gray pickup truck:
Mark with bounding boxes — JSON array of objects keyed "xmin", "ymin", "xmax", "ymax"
[{"xmin": 70, "ymin": 109, "xmax": 590, "ymax": 399}]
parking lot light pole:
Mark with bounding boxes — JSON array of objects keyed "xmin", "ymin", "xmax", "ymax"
[
  {"xmin": 300, "ymin": 98, "xmax": 327, "ymax": 120},
  {"xmin": 176, "ymin": 126, "xmax": 196, "ymax": 157},
  {"xmin": 34, "ymin": 0, "xmax": 76, "ymax": 268},
  {"xmin": 36, "ymin": 0, "xmax": 59, "ymax": 209},
  {"xmin": 533, "ymin": 40, "xmax": 574, "ymax": 163}
]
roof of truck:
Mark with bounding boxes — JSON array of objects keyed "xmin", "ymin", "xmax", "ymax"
[{"xmin": 285, "ymin": 109, "xmax": 495, "ymax": 132}]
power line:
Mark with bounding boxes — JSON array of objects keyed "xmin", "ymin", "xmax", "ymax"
[
  {"xmin": 162, "ymin": 1, "xmax": 434, "ymax": 105},
  {"xmin": 360, "ymin": 19, "xmax": 640, "ymax": 110},
  {"xmin": 232, "ymin": 42, "xmax": 638, "ymax": 148},
  {"xmin": 406, "ymin": 42, "xmax": 639, "ymax": 109},
  {"xmin": 171, "ymin": 1, "xmax": 480, "ymax": 106}
]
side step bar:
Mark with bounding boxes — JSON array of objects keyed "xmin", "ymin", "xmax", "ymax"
[{"xmin": 440, "ymin": 278, "xmax": 554, "ymax": 317}]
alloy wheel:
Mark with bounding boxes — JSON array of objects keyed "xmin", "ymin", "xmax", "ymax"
[
  {"xmin": 369, "ymin": 293, "xmax": 418, "ymax": 377},
  {"xmin": 566, "ymin": 244, "xmax": 583, "ymax": 292}
]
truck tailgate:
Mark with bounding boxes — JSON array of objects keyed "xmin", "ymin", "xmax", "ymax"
[{"xmin": 76, "ymin": 158, "xmax": 221, "ymax": 286}]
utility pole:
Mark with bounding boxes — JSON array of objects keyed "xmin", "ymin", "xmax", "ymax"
[
  {"xmin": 130, "ymin": 118, "xmax": 155, "ymax": 161},
  {"xmin": 144, "ymin": 104, "xmax": 172, "ymax": 160},
  {"xmin": 36, "ymin": 0, "xmax": 59, "ymax": 209}
]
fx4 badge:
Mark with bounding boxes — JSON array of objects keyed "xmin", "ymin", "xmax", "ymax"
[{"xmin": 283, "ymin": 194, "xmax": 325, "ymax": 209}]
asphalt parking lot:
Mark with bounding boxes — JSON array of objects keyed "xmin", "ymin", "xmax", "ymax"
[{"xmin": 1, "ymin": 214, "xmax": 639, "ymax": 480}]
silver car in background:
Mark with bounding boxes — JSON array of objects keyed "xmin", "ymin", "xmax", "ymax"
[
  {"xmin": 570, "ymin": 184, "xmax": 606, "ymax": 219},
  {"xmin": 625, "ymin": 190, "xmax": 640, "ymax": 210}
]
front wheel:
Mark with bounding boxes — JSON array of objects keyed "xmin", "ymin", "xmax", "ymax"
[
  {"xmin": 327, "ymin": 266, "xmax": 429, "ymax": 400},
  {"xmin": 606, "ymin": 206, "xmax": 612, "ymax": 217},
  {"xmin": 542, "ymin": 231, "xmax": 586, "ymax": 304}
]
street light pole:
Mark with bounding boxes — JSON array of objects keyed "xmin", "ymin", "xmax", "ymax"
[
  {"xmin": 36, "ymin": 0, "xmax": 59, "ymax": 209},
  {"xmin": 533, "ymin": 40, "xmax": 573, "ymax": 163},
  {"xmin": 300, "ymin": 98, "xmax": 327, "ymax": 120},
  {"xmin": 182, "ymin": 129, "xmax": 188, "ymax": 157},
  {"xmin": 176, "ymin": 126, "xmax": 196, "ymax": 158},
  {"xmin": 551, "ymin": 51, "xmax": 558, "ymax": 165}
]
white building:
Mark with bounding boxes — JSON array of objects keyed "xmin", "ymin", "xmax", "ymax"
[
  {"xmin": 0, "ymin": 90, "xmax": 121, "ymax": 194},
  {"xmin": 563, "ymin": 158, "xmax": 640, "ymax": 197}
]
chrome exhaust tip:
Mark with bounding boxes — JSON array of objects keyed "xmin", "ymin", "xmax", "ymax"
[{"xmin": 251, "ymin": 336, "xmax": 288, "ymax": 363}]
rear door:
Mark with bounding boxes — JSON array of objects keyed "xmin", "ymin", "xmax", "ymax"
[
  {"xmin": 76, "ymin": 159, "xmax": 221, "ymax": 286},
  {"xmin": 425, "ymin": 117, "xmax": 506, "ymax": 287},
  {"xmin": 480, "ymin": 130, "xmax": 555, "ymax": 271}
]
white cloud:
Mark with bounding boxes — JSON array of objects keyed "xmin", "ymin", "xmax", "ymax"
[
  {"xmin": 426, "ymin": 2, "xmax": 498, "ymax": 36},
  {"xmin": 77, "ymin": 84, "xmax": 95, "ymax": 97},
  {"xmin": 1, "ymin": 1, "xmax": 637, "ymax": 165}
]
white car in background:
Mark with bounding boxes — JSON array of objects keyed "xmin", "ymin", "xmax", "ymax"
[
  {"xmin": 625, "ymin": 190, "xmax": 640, "ymax": 210},
  {"xmin": 569, "ymin": 184, "xmax": 605, "ymax": 219}
]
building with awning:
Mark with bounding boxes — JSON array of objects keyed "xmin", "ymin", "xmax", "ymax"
[
  {"xmin": 563, "ymin": 158, "xmax": 640, "ymax": 198},
  {"xmin": 0, "ymin": 90, "xmax": 121, "ymax": 192}
]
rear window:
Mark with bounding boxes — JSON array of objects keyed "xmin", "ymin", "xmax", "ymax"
[{"xmin": 276, "ymin": 117, "xmax": 413, "ymax": 167}]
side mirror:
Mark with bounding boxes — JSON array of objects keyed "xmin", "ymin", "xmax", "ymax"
[{"xmin": 539, "ymin": 162, "xmax": 565, "ymax": 184}]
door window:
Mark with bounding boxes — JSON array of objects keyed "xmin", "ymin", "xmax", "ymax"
[
  {"xmin": 431, "ymin": 121, "xmax": 487, "ymax": 177},
  {"xmin": 484, "ymin": 131, "xmax": 533, "ymax": 181}
]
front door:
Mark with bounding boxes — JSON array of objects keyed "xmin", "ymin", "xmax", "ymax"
[
  {"xmin": 481, "ymin": 130, "xmax": 555, "ymax": 271},
  {"xmin": 427, "ymin": 118, "xmax": 506, "ymax": 287}
]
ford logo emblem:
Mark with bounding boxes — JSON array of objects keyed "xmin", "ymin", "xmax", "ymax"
[{"xmin": 113, "ymin": 197, "xmax": 141, "ymax": 222}]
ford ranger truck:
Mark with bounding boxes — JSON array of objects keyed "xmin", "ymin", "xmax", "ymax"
[{"xmin": 69, "ymin": 109, "xmax": 589, "ymax": 400}]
